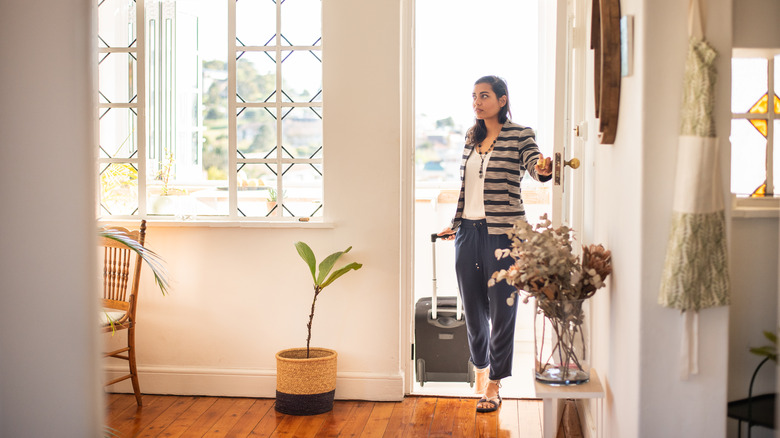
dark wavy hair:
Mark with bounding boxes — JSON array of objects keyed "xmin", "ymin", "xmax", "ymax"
[{"xmin": 466, "ymin": 75, "xmax": 512, "ymax": 146}]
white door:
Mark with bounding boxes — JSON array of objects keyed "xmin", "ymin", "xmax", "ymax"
[{"xmin": 548, "ymin": 0, "xmax": 586, "ymax": 232}]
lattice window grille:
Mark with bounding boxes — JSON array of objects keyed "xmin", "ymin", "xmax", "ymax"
[
  {"xmin": 229, "ymin": 0, "xmax": 323, "ymax": 220},
  {"xmin": 98, "ymin": 0, "xmax": 146, "ymax": 217}
]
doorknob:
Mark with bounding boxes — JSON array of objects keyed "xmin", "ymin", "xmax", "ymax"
[{"xmin": 554, "ymin": 153, "xmax": 581, "ymax": 185}]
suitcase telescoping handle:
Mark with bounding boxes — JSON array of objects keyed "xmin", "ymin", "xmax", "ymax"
[{"xmin": 429, "ymin": 233, "xmax": 462, "ymax": 321}]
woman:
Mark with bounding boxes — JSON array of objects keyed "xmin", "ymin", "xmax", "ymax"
[{"xmin": 438, "ymin": 75, "xmax": 552, "ymax": 413}]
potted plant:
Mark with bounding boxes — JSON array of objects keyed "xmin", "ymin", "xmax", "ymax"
[
  {"xmin": 275, "ymin": 242, "xmax": 362, "ymax": 415},
  {"xmin": 149, "ymin": 152, "xmax": 191, "ymax": 216}
]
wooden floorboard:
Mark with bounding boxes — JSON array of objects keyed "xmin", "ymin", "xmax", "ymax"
[
  {"xmin": 136, "ymin": 396, "xmax": 198, "ymax": 438},
  {"xmin": 157, "ymin": 397, "xmax": 219, "ymax": 438},
  {"xmin": 105, "ymin": 394, "xmax": 543, "ymax": 438},
  {"xmin": 225, "ymin": 399, "xmax": 274, "ymax": 437},
  {"xmin": 428, "ymin": 397, "xmax": 458, "ymax": 437},
  {"xmin": 381, "ymin": 397, "xmax": 416, "ymax": 438},
  {"xmin": 517, "ymin": 400, "xmax": 543, "ymax": 437},
  {"xmin": 497, "ymin": 400, "xmax": 520, "ymax": 438},
  {"xmin": 359, "ymin": 403, "xmax": 394, "ymax": 438},
  {"xmin": 453, "ymin": 398, "xmax": 477, "ymax": 437}
]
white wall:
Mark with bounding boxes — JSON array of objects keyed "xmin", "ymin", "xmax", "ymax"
[
  {"xmin": 105, "ymin": 0, "xmax": 405, "ymax": 401},
  {"xmin": 733, "ymin": 0, "xmax": 780, "ymax": 49},
  {"xmin": 727, "ymin": 218, "xmax": 778, "ymax": 438},
  {"xmin": 0, "ymin": 1, "xmax": 102, "ymax": 436},
  {"xmin": 640, "ymin": 0, "xmax": 732, "ymax": 436},
  {"xmin": 587, "ymin": 0, "xmax": 645, "ymax": 433},
  {"xmin": 588, "ymin": 0, "xmax": 734, "ymax": 436}
]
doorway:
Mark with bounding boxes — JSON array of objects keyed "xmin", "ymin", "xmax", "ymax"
[{"xmin": 406, "ymin": 0, "xmax": 571, "ymax": 398}]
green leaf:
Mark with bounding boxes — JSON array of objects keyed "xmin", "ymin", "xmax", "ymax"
[
  {"xmin": 321, "ymin": 262, "xmax": 362, "ymax": 289},
  {"xmin": 100, "ymin": 229, "xmax": 169, "ymax": 295},
  {"xmin": 763, "ymin": 330, "xmax": 777, "ymax": 344},
  {"xmin": 295, "ymin": 241, "xmax": 317, "ymax": 283},
  {"xmin": 316, "ymin": 246, "xmax": 352, "ymax": 286},
  {"xmin": 103, "ymin": 426, "xmax": 122, "ymax": 438},
  {"xmin": 750, "ymin": 346, "xmax": 778, "ymax": 362}
]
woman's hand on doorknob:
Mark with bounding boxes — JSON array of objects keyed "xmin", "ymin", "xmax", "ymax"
[{"xmin": 535, "ymin": 154, "xmax": 553, "ymax": 176}]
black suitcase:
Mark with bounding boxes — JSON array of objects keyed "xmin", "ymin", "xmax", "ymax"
[{"xmin": 414, "ymin": 234, "xmax": 474, "ymax": 387}]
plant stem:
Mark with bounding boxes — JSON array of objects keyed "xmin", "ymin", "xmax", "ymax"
[
  {"xmin": 306, "ymin": 286, "xmax": 322, "ymax": 358},
  {"xmin": 539, "ymin": 301, "xmax": 586, "ymax": 380}
]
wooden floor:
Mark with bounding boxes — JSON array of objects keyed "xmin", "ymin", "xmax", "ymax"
[{"xmin": 106, "ymin": 393, "xmax": 543, "ymax": 437}]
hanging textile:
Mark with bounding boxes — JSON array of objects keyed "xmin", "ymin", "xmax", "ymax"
[{"xmin": 658, "ymin": 0, "xmax": 730, "ymax": 378}]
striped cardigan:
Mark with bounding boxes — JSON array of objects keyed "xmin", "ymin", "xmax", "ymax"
[{"xmin": 450, "ymin": 120, "xmax": 552, "ymax": 235}]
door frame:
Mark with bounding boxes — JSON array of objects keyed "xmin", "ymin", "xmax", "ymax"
[
  {"xmin": 399, "ymin": 0, "xmax": 582, "ymax": 395},
  {"xmin": 400, "ymin": 0, "xmax": 416, "ymax": 396}
]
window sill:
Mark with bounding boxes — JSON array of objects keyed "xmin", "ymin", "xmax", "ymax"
[
  {"xmin": 97, "ymin": 217, "xmax": 335, "ymax": 229},
  {"xmin": 731, "ymin": 195, "xmax": 780, "ymax": 218}
]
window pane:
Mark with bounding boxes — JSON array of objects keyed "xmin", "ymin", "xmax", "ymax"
[
  {"xmin": 98, "ymin": 0, "xmax": 136, "ymax": 48},
  {"xmin": 731, "ymin": 119, "xmax": 767, "ymax": 196},
  {"xmin": 281, "ymin": 0, "xmax": 321, "ymax": 46},
  {"xmin": 774, "ymin": 120, "xmax": 780, "ymax": 195},
  {"xmin": 281, "ymin": 50, "xmax": 322, "ymax": 103},
  {"xmin": 238, "ymin": 108, "xmax": 277, "ymax": 158},
  {"xmin": 236, "ymin": 0, "xmax": 276, "ymax": 47},
  {"xmin": 237, "ymin": 163, "xmax": 277, "ymax": 217},
  {"xmin": 100, "ymin": 163, "xmax": 138, "ymax": 216},
  {"xmin": 140, "ymin": 0, "xmax": 231, "ymax": 219},
  {"xmin": 732, "ymin": 58, "xmax": 767, "ymax": 113},
  {"xmin": 776, "ymin": 55, "xmax": 780, "ymax": 102},
  {"xmin": 237, "ymin": 52, "xmax": 276, "ymax": 103},
  {"xmin": 99, "ymin": 108, "xmax": 137, "ymax": 159},
  {"xmin": 203, "ymin": 59, "xmax": 228, "ymax": 183},
  {"xmin": 282, "ymin": 107, "xmax": 322, "ymax": 159},
  {"xmin": 280, "ymin": 164, "xmax": 323, "ymax": 218},
  {"xmin": 99, "ymin": 52, "xmax": 137, "ymax": 104}
]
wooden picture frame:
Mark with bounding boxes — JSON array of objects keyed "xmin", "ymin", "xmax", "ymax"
[{"xmin": 591, "ymin": 0, "xmax": 621, "ymax": 144}]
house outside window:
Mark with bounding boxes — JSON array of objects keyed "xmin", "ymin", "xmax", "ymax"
[{"xmin": 98, "ymin": 0, "xmax": 323, "ymax": 222}]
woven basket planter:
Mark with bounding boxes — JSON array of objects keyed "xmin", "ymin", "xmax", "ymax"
[{"xmin": 275, "ymin": 347, "xmax": 337, "ymax": 415}]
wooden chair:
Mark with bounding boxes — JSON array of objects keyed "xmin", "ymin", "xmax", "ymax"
[{"xmin": 100, "ymin": 220, "xmax": 146, "ymax": 406}]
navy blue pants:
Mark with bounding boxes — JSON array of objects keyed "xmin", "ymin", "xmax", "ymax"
[{"xmin": 454, "ymin": 219, "xmax": 518, "ymax": 381}]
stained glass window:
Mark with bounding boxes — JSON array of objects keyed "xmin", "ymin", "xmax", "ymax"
[{"xmin": 731, "ymin": 54, "xmax": 779, "ymax": 198}]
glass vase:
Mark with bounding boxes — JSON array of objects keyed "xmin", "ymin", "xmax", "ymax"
[{"xmin": 534, "ymin": 298, "xmax": 590, "ymax": 385}]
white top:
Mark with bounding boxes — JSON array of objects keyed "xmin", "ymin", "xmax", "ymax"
[{"xmin": 462, "ymin": 149, "xmax": 491, "ymax": 219}]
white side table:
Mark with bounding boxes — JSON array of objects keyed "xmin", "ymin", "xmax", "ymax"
[{"xmin": 533, "ymin": 368, "xmax": 605, "ymax": 438}]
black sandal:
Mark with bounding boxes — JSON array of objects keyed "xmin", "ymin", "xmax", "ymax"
[
  {"xmin": 476, "ymin": 379, "xmax": 502, "ymax": 413},
  {"xmin": 476, "ymin": 394, "xmax": 502, "ymax": 413}
]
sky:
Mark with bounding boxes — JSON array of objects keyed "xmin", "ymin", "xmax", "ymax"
[
  {"xmin": 189, "ymin": 0, "xmax": 540, "ymax": 131},
  {"xmin": 415, "ymin": 0, "xmax": 540, "ymax": 130}
]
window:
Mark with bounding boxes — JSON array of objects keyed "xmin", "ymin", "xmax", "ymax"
[
  {"xmin": 98, "ymin": 0, "xmax": 323, "ymax": 222},
  {"xmin": 731, "ymin": 51, "xmax": 779, "ymax": 205}
]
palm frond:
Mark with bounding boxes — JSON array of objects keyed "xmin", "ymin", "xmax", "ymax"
[{"xmin": 100, "ymin": 229, "xmax": 170, "ymax": 295}]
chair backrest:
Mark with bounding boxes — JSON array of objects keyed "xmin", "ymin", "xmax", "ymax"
[{"xmin": 100, "ymin": 221, "xmax": 147, "ymax": 317}]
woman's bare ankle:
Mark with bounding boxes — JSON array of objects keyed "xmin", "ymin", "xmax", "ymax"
[
  {"xmin": 474, "ymin": 366, "xmax": 490, "ymax": 394},
  {"xmin": 484, "ymin": 379, "xmax": 501, "ymax": 398}
]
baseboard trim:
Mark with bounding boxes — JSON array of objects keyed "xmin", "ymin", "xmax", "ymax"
[{"xmin": 104, "ymin": 365, "xmax": 404, "ymax": 401}]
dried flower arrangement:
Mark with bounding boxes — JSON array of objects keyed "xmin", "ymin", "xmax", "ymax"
[
  {"xmin": 489, "ymin": 214, "xmax": 613, "ymax": 384},
  {"xmin": 489, "ymin": 214, "xmax": 612, "ymax": 306}
]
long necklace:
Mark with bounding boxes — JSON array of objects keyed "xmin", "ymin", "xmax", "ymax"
[{"xmin": 478, "ymin": 139, "xmax": 496, "ymax": 179}]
